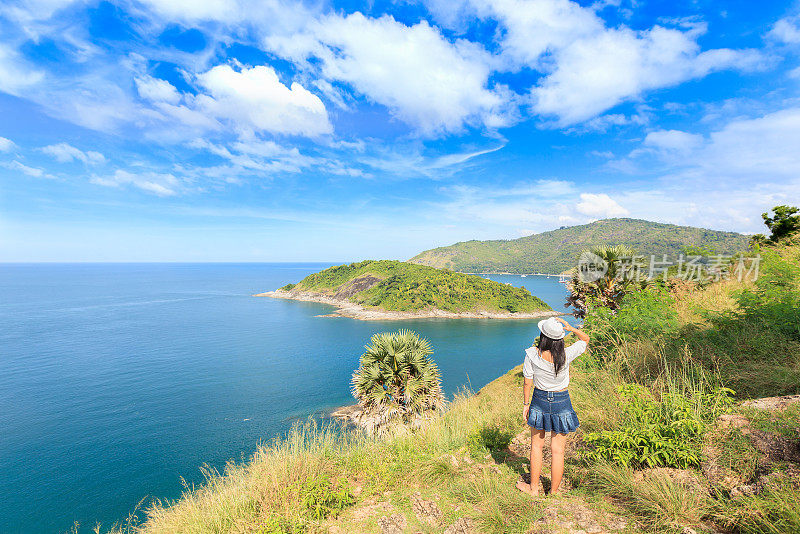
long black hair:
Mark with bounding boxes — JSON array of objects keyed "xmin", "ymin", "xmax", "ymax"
[{"xmin": 538, "ymin": 333, "xmax": 567, "ymax": 375}]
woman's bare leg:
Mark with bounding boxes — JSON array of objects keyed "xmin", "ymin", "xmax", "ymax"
[
  {"xmin": 517, "ymin": 427, "xmax": 546, "ymax": 496},
  {"xmin": 550, "ymin": 432, "xmax": 567, "ymax": 493}
]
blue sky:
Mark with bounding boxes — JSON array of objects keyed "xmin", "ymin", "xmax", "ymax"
[{"xmin": 1, "ymin": 0, "xmax": 799, "ymax": 261}]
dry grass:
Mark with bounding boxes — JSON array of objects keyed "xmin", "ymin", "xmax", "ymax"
[
  {"xmin": 588, "ymin": 464, "xmax": 710, "ymax": 532},
  {"xmin": 673, "ymin": 279, "xmax": 743, "ymax": 325}
]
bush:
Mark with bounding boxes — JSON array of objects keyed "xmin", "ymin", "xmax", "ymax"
[
  {"xmin": 584, "ymin": 286, "xmax": 680, "ymax": 358},
  {"xmin": 467, "ymin": 423, "xmax": 514, "ymax": 456},
  {"xmin": 294, "ymin": 475, "xmax": 355, "ymax": 520},
  {"xmin": 735, "ymin": 246, "xmax": 800, "ymax": 341},
  {"xmin": 583, "ymin": 381, "xmax": 734, "ymax": 468}
]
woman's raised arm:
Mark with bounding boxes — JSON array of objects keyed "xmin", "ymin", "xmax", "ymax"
[{"xmin": 556, "ymin": 316, "xmax": 589, "ymax": 343}]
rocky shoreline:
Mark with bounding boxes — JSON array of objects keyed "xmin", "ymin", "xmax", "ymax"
[{"xmin": 254, "ymin": 289, "xmax": 563, "ymax": 321}]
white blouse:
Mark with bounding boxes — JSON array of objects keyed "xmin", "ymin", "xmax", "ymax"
[{"xmin": 522, "ymin": 340, "xmax": 588, "ymax": 391}]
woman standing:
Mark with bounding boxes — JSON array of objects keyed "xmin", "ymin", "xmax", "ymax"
[{"xmin": 517, "ymin": 316, "xmax": 589, "ymax": 496}]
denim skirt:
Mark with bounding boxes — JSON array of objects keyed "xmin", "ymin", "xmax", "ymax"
[{"xmin": 527, "ymin": 388, "xmax": 580, "ymax": 433}]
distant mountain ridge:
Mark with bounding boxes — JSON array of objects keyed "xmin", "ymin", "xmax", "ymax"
[{"xmin": 409, "ymin": 218, "xmax": 750, "ymax": 274}]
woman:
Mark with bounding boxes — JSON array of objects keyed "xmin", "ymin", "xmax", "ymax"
[{"xmin": 516, "ymin": 316, "xmax": 589, "ymax": 496}]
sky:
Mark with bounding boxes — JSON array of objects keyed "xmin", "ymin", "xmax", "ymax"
[{"xmin": 1, "ymin": 0, "xmax": 799, "ymax": 262}]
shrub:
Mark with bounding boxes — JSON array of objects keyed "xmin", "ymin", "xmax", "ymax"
[
  {"xmin": 294, "ymin": 475, "xmax": 355, "ymax": 520},
  {"xmin": 735, "ymin": 245, "xmax": 800, "ymax": 341},
  {"xmin": 584, "ymin": 286, "xmax": 680, "ymax": 358},
  {"xmin": 467, "ymin": 423, "xmax": 515, "ymax": 456},
  {"xmin": 583, "ymin": 382, "xmax": 734, "ymax": 468}
]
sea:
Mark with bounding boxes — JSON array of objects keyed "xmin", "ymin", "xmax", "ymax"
[{"xmin": 0, "ymin": 263, "xmax": 573, "ymax": 533}]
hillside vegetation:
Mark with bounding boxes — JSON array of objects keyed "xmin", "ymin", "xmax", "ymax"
[
  {"xmin": 106, "ymin": 241, "xmax": 800, "ymax": 534},
  {"xmin": 410, "ymin": 218, "xmax": 749, "ymax": 274},
  {"xmin": 280, "ymin": 260, "xmax": 551, "ymax": 313}
]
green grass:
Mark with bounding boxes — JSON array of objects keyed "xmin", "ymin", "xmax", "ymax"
[
  {"xmin": 410, "ymin": 218, "xmax": 749, "ymax": 274},
  {"xmin": 282, "ymin": 260, "xmax": 551, "ymax": 313}
]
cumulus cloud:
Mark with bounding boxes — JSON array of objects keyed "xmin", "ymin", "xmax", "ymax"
[
  {"xmin": 0, "ymin": 137, "xmax": 15, "ymax": 152},
  {"xmin": 530, "ymin": 26, "xmax": 761, "ymax": 125},
  {"xmin": 194, "ymin": 64, "xmax": 332, "ymax": 137},
  {"xmin": 90, "ymin": 169, "xmax": 180, "ymax": 196},
  {"xmin": 576, "ymin": 193, "xmax": 630, "ymax": 218},
  {"xmin": 769, "ymin": 15, "xmax": 800, "ymax": 44},
  {"xmin": 425, "ymin": 0, "xmax": 762, "ymax": 126},
  {"xmin": 266, "ymin": 13, "xmax": 509, "ymax": 135},
  {"xmin": 41, "ymin": 142, "xmax": 105, "ymax": 164}
]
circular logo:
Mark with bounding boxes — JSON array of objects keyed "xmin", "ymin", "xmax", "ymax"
[{"xmin": 577, "ymin": 251, "xmax": 608, "ymax": 283}]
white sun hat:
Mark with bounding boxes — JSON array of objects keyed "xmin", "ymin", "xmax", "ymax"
[{"xmin": 537, "ymin": 317, "xmax": 565, "ymax": 340}]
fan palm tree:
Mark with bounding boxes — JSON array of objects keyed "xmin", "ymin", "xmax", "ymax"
[
  {"xmin": 566, "ymin": 245, "xmax": 648, "ymax": 317},
  {"xmin": 350, "ymin": 330, "xmax": 444, "ymax": 435}
]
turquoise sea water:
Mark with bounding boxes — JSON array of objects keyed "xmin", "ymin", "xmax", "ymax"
[{"xmin": 0, "ymin": 264, "xmax": 572, "ymax": 533}]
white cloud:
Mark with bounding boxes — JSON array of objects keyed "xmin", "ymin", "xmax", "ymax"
[
  {"xmin": 643, "ymin": 129, "xmax": 704, "ymax": 154},
  {"xmin": 90, "ymin": 169, "xmax": 180, "ymax": 196},
  {"xmin": 1, "ymin": 160, "xmax": 51, "ymax": 178},
  {"xmin": 769, "ymin": 15, "xmax": 800, "ymax": 44},
  {"xmin": 0, "ymin": 137, "xmax": 15, "ymax": 152},
  {"xmin": 41, "ymin": 142, "xmax": 105, "ymax": 164},
  {"xmin": 576, "ymin": 193, "xmax": 630, "ymax": 218},
  {"xmin": 134, "ymin": 0, "xmax": 316, "ymax": 29},
  {"xmin": 0, "ymin": 42, "xmax": 44, "ymax": 95},
  {"xmin": 135, "ymin": 76, "xmax": 181, "ymax": 104},
  {"xmin": 428, "ymin": 145, "xmax": 505, "ymax": 169},
  {"xmin": 427, "ymin": 0, "xmax": 762, "ymax": 126},
  {"xmin": 266, "ymin": 13, "xmax": 508, "ymax": 135},
  {"xmin": 194, "ymin": 64, "xmax": 332, "ymax": 137},
  {"xmin": 189, "ymin": 137, "xmax": 317, "ymax": 174},
  {"xmin": 695, "ymin": 107, "xmax": 800, "ymax": 179},
  {"xmin": 358, "ymin": 142, "xmax": 505, "ymax": 178},
  {"xmin": 531, "ymin": 25, "xmax": 761, "ymax": 125}
]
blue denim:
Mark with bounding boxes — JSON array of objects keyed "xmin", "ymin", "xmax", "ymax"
[{"xmin": 527, "ymin": 388, "xmax": 580, "ymax": 433}]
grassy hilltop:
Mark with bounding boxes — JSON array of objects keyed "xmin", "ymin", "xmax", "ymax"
[
  {"xmin": 279, "ymin": 260, "xmax": 551, "ymax": 314},
  {"xmin": 410, "ymin": 218, "xmax": 749, "ymax": 274},
  {"xmin": 107, "ymin": 240, "xmax": 800, "ymax": 534}
]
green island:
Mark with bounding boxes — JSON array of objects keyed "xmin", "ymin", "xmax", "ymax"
[
  {"xmin": 410, "ymin": 218, "xmax": 750, "ymax": 274},
  {"xmin": 256, "ymin": 259, "xmax": 555, "ymax": 320}
]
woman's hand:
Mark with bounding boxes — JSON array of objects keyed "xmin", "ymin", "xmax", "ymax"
[
  {"xmin": 556, "ymin": 316, "xmax": 590, "ymax": 342},
  {"xmin": 555, "ymin": 316, "xmax": 575, "ymax": 331},
  {"xmin": 523, "ymin": 404, "xmax": 530, "ymax": 421}
]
